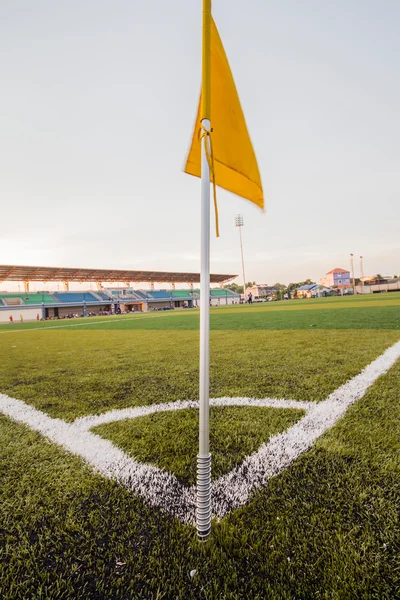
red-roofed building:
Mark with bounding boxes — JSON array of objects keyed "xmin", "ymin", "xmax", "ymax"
[{"xmin": 320, "ymin": 268, "xmax": 351, "ymax": 288}]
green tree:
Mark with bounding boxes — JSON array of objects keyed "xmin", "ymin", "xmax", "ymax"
[
  {"xmin": 224, "ymin": 283, "xmax": 243, "ymax": 294},
  {"xmin": 287, "ymin": 279, "xmax": 315, "ymax": 293},
  {"xmin": 224, "ymin": 283, "xmax": 239, "ymax": 292}
]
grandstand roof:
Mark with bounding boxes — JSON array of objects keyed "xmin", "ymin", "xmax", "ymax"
[{"xmin": 0, "ymin": 264, "xmax": 236, "ymax": 285}]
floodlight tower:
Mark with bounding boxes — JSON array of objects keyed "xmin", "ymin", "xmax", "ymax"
[
  {"xmin": 360, "ymin": 256, "xmax": 364, "ymax": 286},
  {"xmin": 235, "ymin": 215, "xmax": 247, "ymax": 303},
  {"xmin": 350, "ymin": 253, "xmax": 356, "ymax": 295}
]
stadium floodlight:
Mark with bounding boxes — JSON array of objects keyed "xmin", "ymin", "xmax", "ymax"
[
  {"xmin": 350, "ymin": 253, "xmax": 356, "ymax": 295},
  {"xmin": 235, "ymin": 215, "xmax": 247, "ymax": 303},
  {"xmin": 360, "ymin": 256, "xmax": 364, "ymax": 286},
  {"xmin": 235, "ymin": 215, "xmax": 243, "ymax": 228}
]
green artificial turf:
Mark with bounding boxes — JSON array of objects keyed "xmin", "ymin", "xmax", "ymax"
[
  {"xmin": 1, "ymin": 293, "xmax": 400, "ymax": 598},
  {"xmin": 0, "ymin": 358, "xmax": 399, "ymax": 599},
  {"xmin": 0, "ymin": 329, "xmax": 398, "ymax": 419},
  {"xmin": 50, "ymin": 304, "xmax": 400, "ymax": 331},
  {"xmin": 1, "ymin": 292, "xmax": 400, "ymax": 333},
  {"xmin": 93, "ymin": 406, "xmax": 305, "ymax": 485}
]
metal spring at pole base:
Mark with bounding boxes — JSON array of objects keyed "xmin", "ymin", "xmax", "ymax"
[{"xmin": 196, "ymin": 453, "xmax": 211, "ymax": 540}]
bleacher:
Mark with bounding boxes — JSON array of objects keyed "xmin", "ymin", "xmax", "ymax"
[
  {"xmin": 0, "ymin": 293, "xmax": 57, "ymax": 306},
  {"xmin": 124, "ymin": 293, "xmax": 144, "ymax": 300},
  {"xmin": 96, "ymin": 292, "xmax": 113, "ymax": 301},
  {"xmin": 1, "ymin": 296, "xmax": 23, "ymax": 306},
  {"xmin": 210, "ymin": 289, "xmax": 235, "ymax": 297},
  {"xmin": 190, "ymin": 289, "xmax": 234, "ymax": 298},
  {"xmin": 171, "ymin": 290, "xmax": 192, "ymax": 299},
  {"xmin": 53, "ymin": 292, "xmax": 99, "ymax": 304},
  {"xmin": 108, "ymin": 290, "xmax": 145, "ymax": 301},
  {"xmin": 133, "ymin": 290, "xmax": 149, "ymax": 300},
  {"xmin": 0, "ymin": 288, "xmax": 238, "ymax": 312},
  {"xmin": 148, "ymin": 290, "xmax": 172, "ymax": 300}
]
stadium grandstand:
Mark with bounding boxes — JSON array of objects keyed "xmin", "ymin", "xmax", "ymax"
[
  {"xmin": 0, "ymin": 265, "xmax": 235, "ymax": 289},
  {"xmin": 0, "ymin": 264, "xmax": 239, "ymax": 322}
]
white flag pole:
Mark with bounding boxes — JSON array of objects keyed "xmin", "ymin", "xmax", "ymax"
[
  {"xmin": 197, "ymin": 119, "xmax": 212, "ymax": 540},
  {"xmin": 196, "ymin": 0, "xmax": 212, "ymax": 541}
]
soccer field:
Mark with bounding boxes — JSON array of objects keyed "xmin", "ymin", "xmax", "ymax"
[{"xmin": 1, "ymin": 294, "xmax": 400, "ymax": 599}]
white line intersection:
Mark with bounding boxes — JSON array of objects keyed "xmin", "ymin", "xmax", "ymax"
[{"xmin": 1, "ymin": 340, "xmax": 400, "ymax": 525}]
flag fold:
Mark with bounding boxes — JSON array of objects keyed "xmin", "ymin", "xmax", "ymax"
[{"xmin": 185, "ymin": 17, "xmax": 264, "ymax": 211}]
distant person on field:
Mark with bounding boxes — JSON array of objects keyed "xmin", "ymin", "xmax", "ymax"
[
  {"xmin": 248, "ymin": 292, "xmax": 253, "ymax": 304},
  {"xmin": 20, "ymin": 314, "xmax": 23, "ymax": 323},
  {"xmin": 9, "ymin": 315, "xmax": 13, "ymax": 323}
]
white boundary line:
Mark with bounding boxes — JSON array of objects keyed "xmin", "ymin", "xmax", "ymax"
[
  {"xmin": 73, "ymin": 397, "xmax": 314, "ymax": 430},
  {"xmin": 0, "ymin": 313, "xmax": 174, "ymax": 334},
  {"xmin": 1, "ymin": 340, "xmax": 399, "ymax": 525},
  {"xmin": 212, "ymin": 339, "xmax": 400, "ymax": 516}
]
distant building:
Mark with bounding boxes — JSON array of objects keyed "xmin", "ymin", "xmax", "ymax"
[
  {"xmin": 245, "ymin": 284, "xmax": 276, "ymax": 299},
  {"xmin": 296, "ymin": 284, "xmax": 332, "ymax": 298},
  {"xmin": 320, "ymin": 268, "xmax": 351, "ymax": 288},
  {"xmin": 360, "ymin": 276, "xmax": 392, "ymax": 284},
  {"xmin": 357, "ymin": 277, "xmax": 400, "ymax": 294},
  {"xmin": 296, "ymin": 284, "xmax": 316, "ymax": 298}
]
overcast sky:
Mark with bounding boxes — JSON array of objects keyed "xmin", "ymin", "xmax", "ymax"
[{"xmin": 1, "ymin": 0, "xmax": 399, "ymax": 289}]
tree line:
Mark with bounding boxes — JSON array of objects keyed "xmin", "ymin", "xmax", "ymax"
[{"xmin": 223, "ymin": 279, "xmax": 317, "ymax": 299}]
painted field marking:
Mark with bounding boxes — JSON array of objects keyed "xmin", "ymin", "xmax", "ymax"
[
  {"xmin": 74, "ymin": 397, "xmax": 314, "ymax": 430},
  {"xmin": 1, "ymin": 340, "xmax": 400, "ymax": 525},
  {"xmin": 0, "ymin": 312, "xmax": 177, "ymax": 334}
]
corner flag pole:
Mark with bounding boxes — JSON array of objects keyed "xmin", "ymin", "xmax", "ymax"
[{"xmin": 197, "ymin": 0, "xmax": 212, "ymax": 540}]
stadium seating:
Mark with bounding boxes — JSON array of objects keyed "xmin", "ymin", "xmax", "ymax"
[
  {"xmin": 108, "ymin": 290, "xmax": 148, "ymax": 301},
  {"xmin": 95, "ymin": 292, "xmax": 113, "ymax": 301},
  {"xmin": 133, "ymin": 290, "xmax": 149, "ymax": 300},
  {"xmin": 148, "ymin": 290, "xmax": 172, "ymax": 300},
  {"xmin": 0, "ymin": 293, "xmax": 57, "ymax": 305},
  {"xmin": 3, "ymin": 297, "xmax": 24, "ymax": 306},
  {"xmin": 0, "ymin": 288, "xmax": 239, "ymax": 310},
  {"xmin": 210, "ymin": 289, "xmax": 235, "ymax": 297},
  {"xmin": 171, "ymin": 290, "xmax": 192, "ymax": 298},
  {"xmin": 53, "ymin": 292, "xmax": 99, "ymax": 303},
  {"xmin": 124, "ymin": 293, "xmax": 144, "ymax": 300}
]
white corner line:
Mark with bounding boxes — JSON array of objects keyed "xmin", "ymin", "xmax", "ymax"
[
  {"xmin": 1, "ymin": 339, "xmax": 399, "ymax": 525},
  {"xmin": 0, "ymin": 393, "xmax": 196, "ymax": 524},
  {"xmin": 73, "ymin": 397, "xmax": 313, "ymax": 431},
  {"xmin": 211, "ymin": 339, "xmax": 400, "ymax": 517}
]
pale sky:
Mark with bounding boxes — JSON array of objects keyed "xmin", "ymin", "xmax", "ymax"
[{"xmin": 1, "ymin": 0, "xmax": 399, "ymax": 289}]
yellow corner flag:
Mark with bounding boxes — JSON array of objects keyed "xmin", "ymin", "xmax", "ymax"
[{"xmin": 185, "ymin": 17, "xmax": 264, "ymax": 215}]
